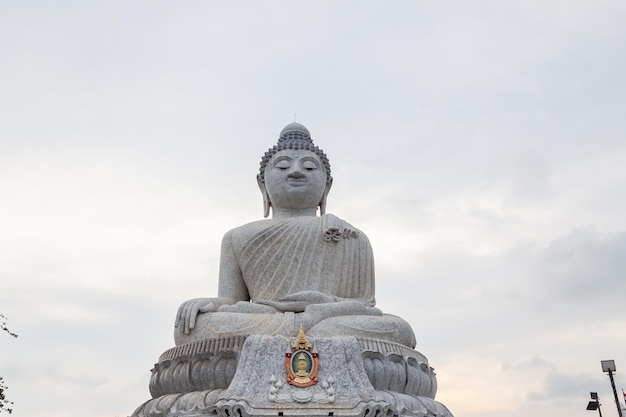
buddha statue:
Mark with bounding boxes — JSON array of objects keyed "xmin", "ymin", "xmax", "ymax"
[
  {"xmin": 174, "ymin": 122, "xmax": 416, "ymax": 348},
  {"xmin": 132, "ymin": 122, "xmax": 454, "ymax": 417}
]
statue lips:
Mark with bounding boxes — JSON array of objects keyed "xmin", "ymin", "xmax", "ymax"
[
  {"xmin": 287, "ymin": 178, "xmax": 307, "ymax": 186},
  {"xmin": 286, "ymin": 174, "xmax": 308, "ymax": 186}
]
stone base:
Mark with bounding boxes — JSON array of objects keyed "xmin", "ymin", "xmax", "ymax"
[{"xmin": 132, "ymin": 335, "xmax": 453, "ymax": 417}]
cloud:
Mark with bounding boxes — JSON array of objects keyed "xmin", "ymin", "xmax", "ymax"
[
  {"xmin": 528, "ymin": 371, "xmax": 604, "ymax": 402},
  {"xmin": 1, "ymin": 2, "xmax": 626, "ymax": 417},
  {"xmin": 538, "ymin": 231, "xmax": 626, "ymax": 302},
  {"xmin": 503, "ymin": 355, "xmax": 555, "ymax": 372}
]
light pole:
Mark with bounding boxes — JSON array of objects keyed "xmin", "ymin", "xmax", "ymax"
[
  {"xmin": 601, "ymin": 360, "xmax": 623, "ymax": 417},
  {"xmin": 587, "ymin": 392, "xmax": 602, "ymax": 417}
]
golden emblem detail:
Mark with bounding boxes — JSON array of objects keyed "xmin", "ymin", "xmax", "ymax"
[{"xmin": 285, "ymin": 326, "xmax": 319, "ymax": 387}]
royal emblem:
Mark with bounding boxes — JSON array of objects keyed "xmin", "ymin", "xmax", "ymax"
[{"xmin": 285, "ymin": 326, "xmax": 319, "ymax": 387}]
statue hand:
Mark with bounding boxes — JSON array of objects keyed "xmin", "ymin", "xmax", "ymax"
[
  {"xmin": 305, "ymin": 300, "xmax": 381, "ymax": 316},
  {"xmin": 217, "ymin": 301, "xmax": 279, "ymax": 314},
  {"xmin": 255, "ymin": 300, "xmax": 308, "ymax": 312},
  {"xmin": 299, "ymin": 300, "xmax": 383, "ymax": 329},
  {"xmin": 256, "ymin": 291, "xmax": 335, "ymax": 312},
  {"xmin": 280, "ymin": 291, "xmax": 334, "ymax": 304},
  {"xmin": 175, "ymin": 298, "xmax": 226, "ymax": 334}
]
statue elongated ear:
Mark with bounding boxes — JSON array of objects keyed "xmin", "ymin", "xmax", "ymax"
[
  {"xmin": 257, "ymin": 174, "xmax": 271, "ymax": 218},
  {"xmin": 319, "ymin": 176, "xmax": 333, "ymax": 215}
]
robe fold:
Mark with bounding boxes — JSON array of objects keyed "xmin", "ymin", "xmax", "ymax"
[{"xmin": 234, "ymin": 214, "xmax": 375, "ymax": 306}]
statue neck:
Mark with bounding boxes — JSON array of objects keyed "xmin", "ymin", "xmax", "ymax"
[{"xmin": 272, "ymin": 207, "xmax": 318, "ymax": 219}]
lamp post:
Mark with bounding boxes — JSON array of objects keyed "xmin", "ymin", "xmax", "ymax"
[
  {"xmin": 601, "ymin": 360, "xmax": 623, "ymax": 417},
  {"xmin": 587, "ymin": 392, "xmax": 602, "ymax": 417}
]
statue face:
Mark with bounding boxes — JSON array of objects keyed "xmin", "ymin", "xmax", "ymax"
[{"xmin": 263, "ymin": 149, "xmax": 328, "ymax": 211}]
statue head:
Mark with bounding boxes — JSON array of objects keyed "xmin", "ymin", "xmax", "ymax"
[{"xmin": 258, "ymin": 122, "xmax": 333, "ymax": 217}]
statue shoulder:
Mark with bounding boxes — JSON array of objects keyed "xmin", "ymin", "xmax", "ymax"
[
  {"xmin": 321, "ymin": 213, "xmax": 369, "ymax": 242},
  {"xmin": 222, "ymin": 215, "xmax": 371, "ymax": 252},
  {"xmin": 222, "ymin": 219, "xmax": 273, "ymax": 252}
]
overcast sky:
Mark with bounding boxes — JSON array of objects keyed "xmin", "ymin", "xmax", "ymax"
[{"xmin": 1, "ymin": 2, "xmax": 626, "ymax": 417}]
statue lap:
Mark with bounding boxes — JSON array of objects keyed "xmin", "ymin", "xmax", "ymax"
[{"xmin": 174, "ymin": 310, "xmax": 416, "ymax": 348}]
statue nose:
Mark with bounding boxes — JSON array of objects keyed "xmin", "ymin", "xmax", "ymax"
[{"xmin": 288, "ymin": 168, "xmax": 306, "ymax": 178}]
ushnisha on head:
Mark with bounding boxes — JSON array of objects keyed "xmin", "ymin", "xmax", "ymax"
[{"xmin": 257, "ymin": 122, "xmax": 333, "ymax": 218}]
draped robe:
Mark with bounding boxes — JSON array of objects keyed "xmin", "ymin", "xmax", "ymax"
[
  {"xmin": 175, "ymin": 214, "xmax": 415, "ymax": 348},
  {"xmin": 233, "ymin": 214, "xmax": 375, "ymax": 305}
]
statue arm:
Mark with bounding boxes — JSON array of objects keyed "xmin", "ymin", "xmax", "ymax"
[
  {"xmin": 174, "ymin": 230, "xmax": 250, "ymax": 334},
  {"xmin": 217, "ymin": 229, "xmax": 250, "ymax": 302}
]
